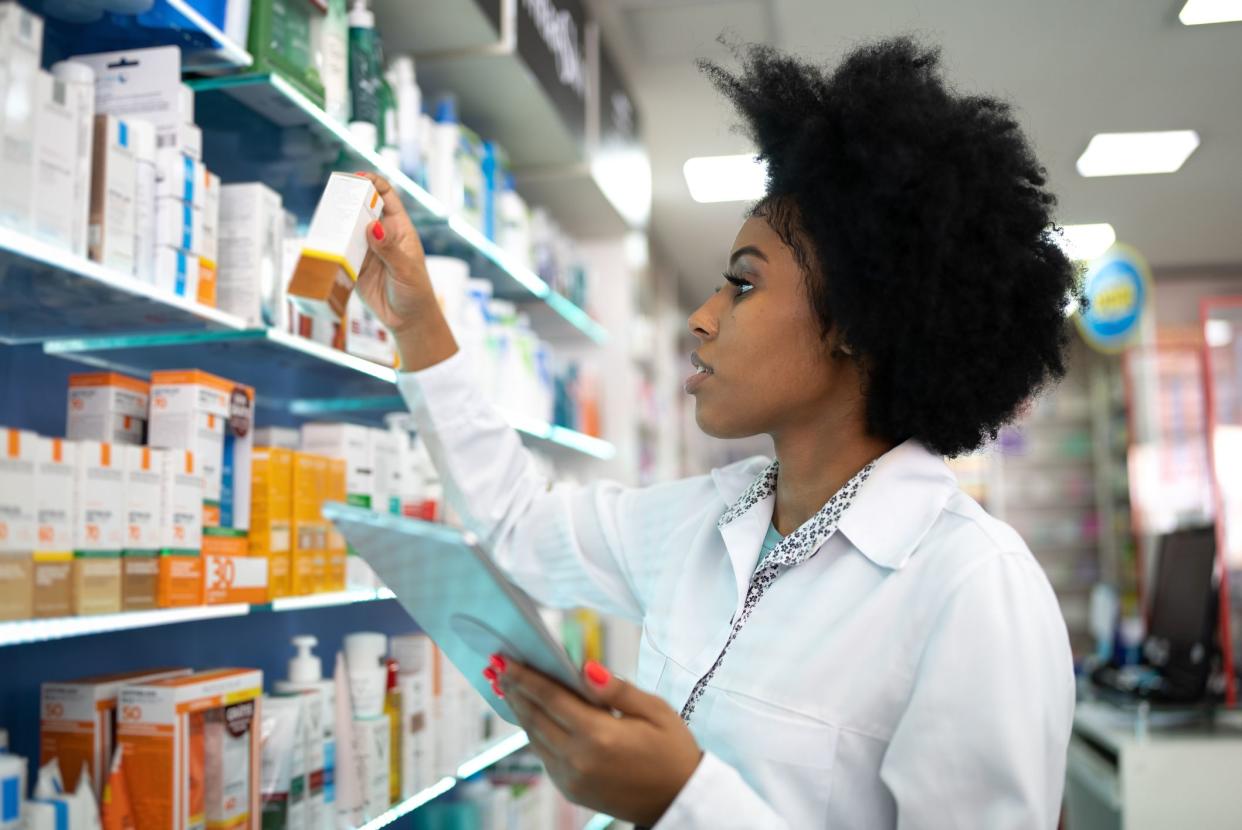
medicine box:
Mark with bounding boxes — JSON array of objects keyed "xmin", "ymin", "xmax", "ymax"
[
  {"xmin": 155, "ymin": 147, "xmax": 206, "ymax": 210},
  {"xmin": 120, "ymin": 446, "xmax": 164, "ymax": 611},
  {"xmin": 40, "ymin": 667, "xmax": 191, "ymax": 799},
  {"xmin": 300, "ymin": 423, "xmax": 374, "ymax": 508},
  {"xmin": 156, "ymin": 196, "xmax": 204, "ymax": 253},
  {"xmin": 0, "ymin": 427, "xmax": 38, "ymax": 621},
  {"xmin": 200, "ymin": 171, "xmax": 221, "ymax": 307},
  {"xmin": 67, "ymin": 372, "xmax": 149, "ymax": 445},
  {"xmin": 33, "ymin": 437, "xmax": 76, "ymax": 618},
  {"xmin": 251, "ymin": 447, "xmax": 293, "ymax": 600},
  {"xmin": 291, "ymin": 452, "xmax": 328, "ymax": 595},
  {"xmin": 155, "ymin": 246, "xmax": 201, "ymax": 301},
  {"xmin": 72, "ymin": 441, "xmax": 124, "ymax": 615},
  {"xmin": 324, "ymin": 458, "xmax": 347, "ymax": 592},
  {"xmin": 148, "ymin": 370, "xmax": 229, "ymax": 514},
  {"xmin": 344, "ymin": 295, "xmax": 396, "ymax": 367},
  {"xmin": 218, "ymin": 182, "xmax": 285, "ymax": 326},
  {"xmin": 287, "ymin": 173, "xmax": 383, "ymax": 322},
  {"xmin": 73, "ymin": 46, "xmax": 184, "ymax": 150},
  {"xmin": 88, "ymin": 115, "xmax": 137, "ymax": 274},
  {"xmin": 31, "ymin": 70, "xmax": 80, "ymax": 251},
  {"xmin": 0, "ymin": 1, "xmax": 43, "ymax": 231},
  {"xmin": 157, "ymin": 448, "xmax": 204, "ymax": 608},
  {"xmin": 118, "ymin": 668, "xmax": 263, "ymax": 830}
]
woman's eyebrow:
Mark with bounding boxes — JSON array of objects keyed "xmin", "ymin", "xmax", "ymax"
[{"xmin": 729, "ymin": 245, "xmax": 769, "ymax": 267}]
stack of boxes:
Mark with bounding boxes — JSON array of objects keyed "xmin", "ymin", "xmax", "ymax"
[{"xmin": 66, "ymin": 372, "xmax": 148, "ymax": 445}]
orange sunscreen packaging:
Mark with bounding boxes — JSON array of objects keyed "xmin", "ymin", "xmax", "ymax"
[
  {"xmin": 118, "ymin": 668, "xmax": 263, "ymax": 830},
  {"xmin": 72, "ymin": 440, "xmax": 124, "ymax": 615},
  {"xmin": 157, "ymin": 448, "xmax": 205, "ymax": 607},
  {"xmin": 33, "ymin": 436, "xmax": 76, "ymax": 617},
  {"xmin": 0, "ymin": 427, "xmax": 38, "ymax": 620}
]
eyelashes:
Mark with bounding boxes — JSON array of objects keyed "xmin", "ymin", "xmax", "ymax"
[{"xmin": 722, "ymin": 272, "xmax": 754, "ymax": 297}]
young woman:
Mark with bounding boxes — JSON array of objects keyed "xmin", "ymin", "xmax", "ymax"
[{"xmin": 355, "ymin": 36, "xmax": 1079, "ymax": 829}]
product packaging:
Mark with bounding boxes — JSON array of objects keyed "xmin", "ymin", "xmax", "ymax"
[
  {"xmin": 66, "ymin": 372, "xmax": 148, "ymax": 446},
  {"xmin": 246, "ymin": 0, "xmax": 326, "ymax": 108},
  {"xmin": 217, "ymin": 182, "xmax": 285, "ymax": 326},
  {"xmin": 89, "ymin": 115, "xmax": 137, "ymax": 274},
  {"xmin": 200, "ymin": 171, "xmax": 221, "ymax": 307},
  {"xmin": 351, "ymin": 716, "xmax": 389, "ymax": 820},
  {"xmin": 72, "ymin": 441, "xmax": 124, "ymax": 615},
  {"xmin": 202, "ymin": 540, "xmax": 267, "ymax": 605},
  {"xmin": 253, "ymin": 427, "xmax": 299, "ymax": 451},
  {"xmin": 155, "ymin": 147, "xmax": 206, "ymax": 210},
  {"xmin": 50, "ymin": 60, "xmax": 95, "ymax": 259},
  {"xmin": 30, "ymin": 70, "xmax": 80, "ymax": 250},
  {"xmin": 155, "ymin": 246, "xmax": 201, "ymax": 300},
  {"xmin": 260, "ymin": 694, "xmax": 308, "ymax": 829},
  {"xmin": 131, "ymin": 119, "xmax": 158, "ymax": 284},
  {"xmin": 370, "ymin": 428, "xmax": 400, "ymax": 515},
  {"xmin": 72, "ymin": 46, "xmax": 184, "ymax": 149},
  {"xmin": 344, "ymin": 632, "xmax": 387, "ymax": 719},
  {"xmin": 156, "ymin": 196, "xmax": 204, "ymax": 253},
  {"xmin": 347, "ymin": 2, "xmax": 380, "ymax": 140},
  {"xmin": 0, "ymin": 427, "xmax": 37, "ymax": 621},
  {"xmin": 343, "ymin": 294, "xmax": 395, "ymax": 367},
  {"xmin": 273, "ymin": 636, "xmax": 334, "ymax": 826},
  {"xmin": 389, "ymin": 634, "xmax": 437, "ymax": 799},
  {"xmin": 324, "ymin": 458, "xmax": 347, "ymax": 592},
  {"xmin": 0, "ymin": 1, "xmax": 42, "ymax": 231},
  {"xmin": 40, "ymin": 667, "xmax": 191, "ymax": 798},
  {"xmin": 290, "ymin": 452, "xmax": 328, "ymax": 595},
  {"xmin": 121, "ymin": 446, "xmax": 164, "ymax": 610},
  {"xmin": 0, "ymin": 750, "xmax": 26, "ymax": 830},
  {"xmin": 33, "ymin": 437, "xmax": 76, "ymax": 617},
  {"xmin": 157, "ymin": 448, "xmax": 204, "ymax": 607},
  {"xmin": 286, "ymin": 173, "xmax": 382, "ymax": 322},
  {"xmin": 118, "ymin": 669, "xmax": 262, "ymax": 830},
  {"xmin": 250, "ymin": 446, "xmax": 293, "ymax": 600},
  {"xmin": 299, "ymin": 423, "xmax": 374, "ymax": 508}
]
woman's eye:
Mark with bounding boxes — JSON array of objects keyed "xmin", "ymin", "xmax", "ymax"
[{"xmin": 723, "ymin": 273, "xmax": 754, "ymax": 297}]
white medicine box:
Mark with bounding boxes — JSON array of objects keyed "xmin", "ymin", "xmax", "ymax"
[{"xmin": 66, "ymin": 372, "xmax": 148, "ymax": 445}]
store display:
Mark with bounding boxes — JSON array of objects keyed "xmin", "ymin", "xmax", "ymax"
[
  {"xmin": 131, "ymin": 119, "xmax": 159, "ymax": 285},
  {"xmin": 0, "ymin": 2, "xmax": 42, "ymax": 232}
]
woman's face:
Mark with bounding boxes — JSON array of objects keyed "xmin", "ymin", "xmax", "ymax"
[{"xmin": 686, "ymin": 215, "xmax": 852, "ymax": 439}]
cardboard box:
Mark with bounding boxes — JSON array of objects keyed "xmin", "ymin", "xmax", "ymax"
[
  {"xmin": 73, "ymin": 46, "xmax": 184, "ymax": 150},
  {"xmin": 299, "ymin": 423, "xmax": 374, "ymax": 508},
  {"xmin": 157, "ymin": 448, "xmax": 204, "ymax": 607},
  {"xmin": 155, "ymin": 246, "xmax": 201, "ymax": 301},
  {"xmin": 0, "ymin": 1, "xmax": 42, "ymax": 231},
  {"xmin": 344, "ymin": 294, "xmax": 396, "ymax": 367},
  {"xmin": 175, "ymin": 121, "xmax": 202, "ymax": 161},
  {"xmin": 156, "ymin": 196, "xmax": 203, "ymax": 253},
  {"xmin": 371, "ymin": 429, "xmax": 400, "ymax": 515},
  {"xmin": 121, "ymin": 446, "xmax": 164, "ymax": 611},
  {"xmin": 50, "ymin": 59, "xmax": 96, "ymax": 259},
  {"xmin": 390, "ymin": 634, "xmax": 437, "ymax": 798},
  {"xmin": 155, "ymin": 146, "xmax": 206, "ymax": 210},
  {"xmin": 39, "ymin": 667, "xmax": 191, "ymax": 799},
  {"xmin": 0, "ymin": 427, "xmax": 38, "ymax": 620},
  {"xmin": 118, "ymin": 669, "xmax": 263, "ymax": 830},
  {"xmin": 67, "ymin": 372, "xmax": 149, "ymax": 445},
  {"xmin": 251, "ymin": 447, "xmax": 292, "ymax": 600},
  {"xmin": 34, "ymin": 437, "xmax": 76, "ymax": 618},
  {"xmin": 290, "ymin": 452, "xmax": 328, "ymax": 595},
  {"xmin": 30, "ymin": 70, "xmax": 79, "ymax": 250},
  {"xmin": 88, "ymin": 115, "xmax": 137, "ymax": 274},
  {"xmin": 324, "ymin": 457, "xmax": 347, "ymax": 591},
  {"xmin": 218, "ymin": 182, "xmax": 285, "ymax": 326},
  {"xmin": 253, "ymin": 427, "xmax": 299, "ymax": 450},
  {"xmin": 72, "ymin": 441, "xmax": 124, "ymax": 615},
  {"xmin": 200, "ymin": 171, "xmax": 221, "ymax": 307},
  {"xmin": 287, "ymin": 173, "xmax": 382, "ymax": 322}
]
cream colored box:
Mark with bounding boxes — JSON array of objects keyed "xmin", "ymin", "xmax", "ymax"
[
  {"xmin": 73, "ymin": 441, "xmax": 125, "ymax": 552},
  {"xmin": 67, "ymin": 372, "xmax": 148, "ymax": 444},
  {"xmin": 34, "ymin": 436, "xmax": 76, "ymax": 618},
  {"xmin": 299, "ymin": 423, "xmax": 374, "ymax": 508},
  {"xmin": 30, "ymin": 70, "xmax": 78, "ymax": 250},
  {"xmin": 155, "ymin": 245, "xmax": 200, "ymax": 301},
  {"xmin": 159, "ymin": 448, "xmax": 203, "ymax": 552},
  {"xmin": 123, "ymin": 446, "xmax": 163, "ymax": 552},
  {"xmin": 0, "ymin": 1, "xmax": 42, "ymax": 230},
  {"xmin": 155, "ymin": 196, "xmax": 203, "ymax": 253},
  {"xmin": 88, "ymin": 115, "xmax": 137, "ymax": 274},
  {"xmin": 155, "ymin": 146, "xmax": 206, "ymax": 210},
  {"xmin": 287, "ymin": 173, "xmax": 382, "ymax": 322},
  {"xmin": 0, "ymin": 427, "xmax": 38, "ymax": 620}
]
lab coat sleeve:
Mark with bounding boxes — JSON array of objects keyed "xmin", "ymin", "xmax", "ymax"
[
  {"xmin": 879, "ymin": 551, "xmax": 1076, "ymax": 830},
  {"xmin": 653, "ymin": 751, "xmax": 789, "ymax": 829},
  {"xmin": 397, "ymin": 350, "xmax": 691, "ymax": 621}
]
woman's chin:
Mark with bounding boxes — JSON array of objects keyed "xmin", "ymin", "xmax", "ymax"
[{"xmin": 694, "ymin": 403, "xmax": 759, "ymax": 441}]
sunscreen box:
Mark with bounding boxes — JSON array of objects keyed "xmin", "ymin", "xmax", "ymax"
[
  {"xmin": 155, "ymin": 147, "xmax": 207, "ymax": 210},
  {"xmin": 156, "ymin": 196, "xmax": 204, "ymax": 253},
  {"xmin": 89, "ymin": 115, "xmax": 137, "ymax": 274},
  {"xmin": 300, "ymin": 423, "xmax": 374, "ymax": 508},
  {"xmin": 200, "ymin": 171, "xmax": 221, "ymax": 307},
  {"xmin": 250, "ymin": 447, "xmax": 293, "ymax": 600},
  {"xmin": 34, "ymin": 437, "xmax": 76, "ymax": 618},
  {"xmin": 290, "ymin": 452, "xmax": 328, "ymax": 595},
  {"xmin": 324, "ymin": 458, "xmax": 347, "ymax": 591},
  {"xmin": 121, "ymin": 446, "xmax": 164, "ymax": 610},
  {"xmin": 73, "ymin": 441, "xmax": 124, "ymax": 615},
  {"xmin": 31, "ymin": 70, "xmax": 79, "ymax": 250},
  {"xmin": 40, "ymin": 667, "xmax": 191, "ymax": 799},
  {"xmin": 155, "ymin": 245, "xmax": 201, "ymax": 301},
  {"xmin": 118, "ymin": 668, "xmax": 263, "ymax": 830},
  {"xmin": 158, "ymin": 448, "xmax": 204, "ymax": 607},
  {"xmin": 0, "ymin": 427, "xmax": 38, "ymax": 621},
  {"xmin": 0, "ymin": 1, "xmax": 42, "ymax": 231},
  {"xmin": 287, "ymin": 173, "xmax": 383, "ymax": 322},
  {"xmin": 217, "ymin": 182, "xmax": 285, "ymax": 326},
  {"xmin": 67, "ymin": 372, "xmax": 149, "ymax": 445}
]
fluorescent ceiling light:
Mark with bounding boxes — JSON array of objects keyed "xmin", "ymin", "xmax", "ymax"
[
  {"xmin": 1179, "ymin": 0, "xmax": 1242, "ymax": 25},
  {"xmin": 683, "ymin": 154, "xmax": 767, "ymax": 203},
  {"xmin": 1076, "ymin": 131, "xmax": 1200, "ymax": 177},
  {"xmin": 1053, "ymin": 223, "xmax": 1117, "ymax": 262},
  {"xmin": 1206, "ymin": 319, "xmax": 1234, "ymax": 347}
]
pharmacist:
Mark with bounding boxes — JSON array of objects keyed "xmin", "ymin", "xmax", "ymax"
[{"xmin": 356, "ymin": 37, "xmax": 1076, "ymax": 829}]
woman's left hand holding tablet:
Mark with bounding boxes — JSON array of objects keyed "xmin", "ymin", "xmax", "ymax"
[{"xmin": 483, "ymin": 655, "xmax": 703, "ymax": 826}]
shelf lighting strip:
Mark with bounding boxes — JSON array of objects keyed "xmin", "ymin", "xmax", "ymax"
[{"xmin": 166, "ymin": 0, "xmax": 254, "ymax": 69}]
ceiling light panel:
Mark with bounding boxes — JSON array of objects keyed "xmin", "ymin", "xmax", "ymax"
[
  {"xmin": 683, "ymin": 154, "xmax": 767, "ymax": 203},
  {"xmin": 1179, "ymin": 0, "xmax": 1242, "ymax": 25},
  {"xmin": 1076, "ymin": 130, "xmax": 1200, "ymax": 177}
]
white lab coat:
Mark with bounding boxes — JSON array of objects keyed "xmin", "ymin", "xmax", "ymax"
[{"xmin": 398, "ymin": 351, "xmax": 1075, "ymax": 829}]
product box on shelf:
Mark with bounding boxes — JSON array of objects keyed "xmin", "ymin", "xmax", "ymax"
[
  {"xmin": 253, "ymin": 427, "xmax": 299, "ymax": 451},
  {"xmin": 89, "ymin": 115, "xmax": 137, "ymax": 275},
  {"xmin": 121, "ymin": 446, "xmax": 164, "ymax": 611},
  {"xmin": 245, "ymin": 0, "xmax": 327, "ymax": 108},
  {"xmin": 287, "ymin": 173, "xmax": 383, "ymax": 322},
  {"xmin": 157, "ymin": 448, "xmax": 204, "ymax": 607},
  {"xmin": 291, "ymin": 452, "xmax": 328, "ymax": 596},
  {"xmin": 72, "ymin": 46, "xmax": 184, "ymax": 149},
  {"xmin": 324, "ymin": 457, "xmax": 347, "ymax": 592},
  {"xmin": 66, "ymin": 372, "xmax": 148, "ymax": 446},
  {"xmin": 0, "ymin": 1, "xmax": 43, "ymax": 231},
  {"xmin": 251, "ymin": 447, "xmax": 293, "ymax": 600},
  {"xmin": 202, "ymin": 534, "xmax": 267, "ymax": 605},
  {"xmin": 200, "ymin": 171, "xmax": 221, "ymax": 307},
  {"xmin": 155, "ymin": 246, "xmax": 201, "ymax": 301},
  {"xmin": 300, "ymin": 423, "xmax": 374, "ymax": 508},
  {"xmin": 30, "ymin": 70, "xmax": 80, "ymax": 251},
  {"xmin": 217, "ymin": 182, "xmax": 285, "ymax": 327},
  {"xmin": 50, "ymin": 59, "xmax": 96, "ymax": 259},
  {"xmin": 72, "ymin": 440, "xmax": 124, "ymax": 616},
  {"xmin": 0, "ymin": 427, "xmax": 38, "ymax": 621},
  {"xmin": 344, "ymin": 295, "xmax": 396, "ymax": 367},
  {"xmin": 390, "ymin": 634, "xmax": 437, "ymax": 798},
  {"xmin": 155, "ymin": 147, "xmax": 207, "ymax": 211},
  {"xmin": 118, "ymin": 668, "xmax": 263, "ymax": 830},
  {"xmin": 149, "ymin": 370, "xmax": 254, "ymax": 533},
  {"xmin": 132, "ymin": 118, "xmax": 159, "ymax": 285},
  {"xmin": 33, "ymin": 437, "xmax": 76, "ymax": 618},
  {"xmin": 371, "ymin": 428, "xmax": 400, "ymax": 515},
  {"xmin": 40, "ymin": 667, "xmax": 191, "ymax": 799},
  {"xmin": 155, "ymin": 196, "xmax": 204, "ymax": 253}
]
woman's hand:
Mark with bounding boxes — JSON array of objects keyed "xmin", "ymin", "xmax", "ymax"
[
  {"xmin": 352, "ymin": 171, "xmax": 458, "ymax": 371},
  {"xmin": 484, "ymin": 656, "xmax": 703, "ymax": 827}
]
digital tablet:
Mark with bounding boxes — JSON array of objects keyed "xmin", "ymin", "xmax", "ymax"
[{"xmin": 322, "ymin": 502, "xmax": 601, "ymax": 723}]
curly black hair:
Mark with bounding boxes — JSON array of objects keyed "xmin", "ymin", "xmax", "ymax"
[{"xmin": 701, "ymin": 37, "xmax": 1081, "ymax": 457}]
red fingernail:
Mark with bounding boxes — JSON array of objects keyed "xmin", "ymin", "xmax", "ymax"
[
  {"xmin": 372, "ymin": 221, "xmax": 384, "ymax": 241},
  {"xmin": 490, "ymin": 654, "xmax": 507, "ymax": 673},
  {"xmin": 585, "ymin": 661, "xmax": 611, "ymax": 687},
  {"xmin": 491, "ymin": 682, "xmax": 504, "ymax": 699},
  {"xmin": 483, "ymin": 667, "xmax": 497, "ymax": 682}
]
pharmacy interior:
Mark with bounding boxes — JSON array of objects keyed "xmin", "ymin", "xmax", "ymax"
[{"xmin": 0, "ymin": 0, "xmax": 1240, "ymax": 828}]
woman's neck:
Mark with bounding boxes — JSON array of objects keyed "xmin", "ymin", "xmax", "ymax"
[{"xmin": 770, "ymin": 417, "xmax": 894, "ymax": 537}]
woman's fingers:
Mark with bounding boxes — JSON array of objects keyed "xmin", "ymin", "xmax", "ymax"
[{"xmin": 506, "ymin": 681, "xmax": 572, "ymax": 749}]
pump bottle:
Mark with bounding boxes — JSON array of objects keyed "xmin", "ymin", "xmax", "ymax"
[{"xmin": 275, "ymin": 635, "xmax": 338, "ymax": 827}]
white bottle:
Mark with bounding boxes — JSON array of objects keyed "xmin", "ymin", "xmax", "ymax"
[
  {"xmin": 51, "ymin": 60, "xmax": 95, "ymax": 259},
  {"xmin": 129, "ymin": 119, "xmax": 158, "ymax": 284},
  {"xmin": 429, "ymin": 95, "xmax": 463, "ymax": 213},
  {"xmin": 496, "ymin": 175, "xmax": 532, "ymax": 271},
  {"xmin": 275, "ymin": 635, "xmax": 337, "ymax": 828},
  {"xmin": 386, "ymin": 56, "xmax": 422, "ymax": 181},
  {"xmin": 343, "ymin": 631, "xmax": 388, "ymax": 718}
]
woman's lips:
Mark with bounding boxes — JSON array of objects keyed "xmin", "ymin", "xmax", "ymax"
[{"xmin": 685, "ymin": 352, "xmax": 714, "ymax": 394}]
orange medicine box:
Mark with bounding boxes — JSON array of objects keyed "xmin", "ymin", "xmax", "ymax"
[
  {"xmin": 40, "ymin": 667, "xmax": 191, "ymax": 800},
  {"xmin": 323, "ymin": 457, "xmax": 347, "ymax": 592},
  {"xmin": 290, "ymin": 452, "xmax": 328, "ymax": 595},
  {"xmin": 118, "ymin": 668, "xmax": 263, "ymax": 830},
  {"xmin": 157, "ymin": 449, "xmax": 204, "ymax": 607},
  {"xmin": 202, "ymin": 529, "xmax": 267, "ymax": 605},
  {"xmin": 250, "ymin": 447, "xmax": 292, "ymax": 600},
  {"xmin": 66, "ymin": 371, "xmax": 148, "ymax": 445}
]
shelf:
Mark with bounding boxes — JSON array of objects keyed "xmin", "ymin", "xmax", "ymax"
[
  {"xmin": 31, "ymin": 0, "xmax": 252, "ymax": 73},
  {"xmin": 188, "ymin": 73, "xmax": 606, "ymax": 344}
]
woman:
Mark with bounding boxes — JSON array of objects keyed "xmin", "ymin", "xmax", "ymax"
[{"xmin": 356, "ymin": 37, "xmax": 1078, "ymax": 828}]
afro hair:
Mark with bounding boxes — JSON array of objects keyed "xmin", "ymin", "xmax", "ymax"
[{"xmin": 701, "ymin": 37, "xmax": 1081, "ymax": 457}]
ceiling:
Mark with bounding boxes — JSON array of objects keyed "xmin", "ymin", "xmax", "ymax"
[{"xmin": 586, "ymin": 0, "xmax": 1242, "ymax": 309}]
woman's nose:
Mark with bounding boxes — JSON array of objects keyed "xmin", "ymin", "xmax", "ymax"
[{"xmin": 688, "ymin": 295, "xmax": 719, "ymax": 341}]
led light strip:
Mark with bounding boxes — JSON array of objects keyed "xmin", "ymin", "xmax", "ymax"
[{"xmin": 0, "ymin": 603, "xmax": 250, "ymax": 647}]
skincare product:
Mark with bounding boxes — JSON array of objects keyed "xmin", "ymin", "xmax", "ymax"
[
  {"xmin": 31, "ymin": 71, "xmax": 80, "ymax": 250},
  {"xmin": 156, "ymin": 448, "xmax": 204, "ymax": 607},
  {"xmin": 73, "ymin": 46, "xmax": 183, "ymax": 149},
  {"xmin": 131, "ymin": 119, "xmax": 158, "ymax": 284},
  {"xmin": 121, "ymin": 445, "xmax": 164, "ymax": 611},
  {"xmin": 250, "ymin": 446, "xmax": 293, "ymax": 599},
  {"xmin": 50, "ymin": 60, "xmax": 95, "ymax": 258},
  {"xmin": 299, "ymin": 423, "xmax": 374, "ymax": 508},
  {"xmin": 290, "ymin": 453, "xmax": 328, "ymax": 595},
  {"xmin": 154, "ymin": 246, "xmax": 200, "ymax": 300},
  {"xmin": 66, "ymin": 372, "xmax": 148, "ymax": 446},
  {"xmin": 347, "ymin": 0, "xmax": 380, "ymax": 138},
  {"xmin": 33, "ymin": 437, "xmax": 76, "ymax": 618},
  {"xmin": 88, "ymin": 115, "xmax": 137, "ymax": 274},
  {"xmin": 200, "ymin": 171, "xmax": 221, "ymax": 306},
  {"xmin": 0, "ymin": 2, "xmax": 42, "ymax": 231},
  {"xmin": 274, "ymin": 635, "xmax": 335, "ymax": 825},
  {"xmin": 217, "ymin": 182, "xmax": 285, "ymax": 326},
  {"xmin": 72, "ymin": 441, "xmax": 124, "ymax": 615},
  {"xmin": 343, "ymin": 632, "xmax": 387, "ymax": 718},
  {"xmin": 0, "ymin": 427, "xmax": 37, "ymax": 621}
]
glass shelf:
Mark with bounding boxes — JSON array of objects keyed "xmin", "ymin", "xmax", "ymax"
[
  {"xmin": 30, "ymin": 0, "xmax": 252, "ymax": 73},
  {"xmin": 188, "ymin": 73, "xmax": 607, "ymax": 345}
]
